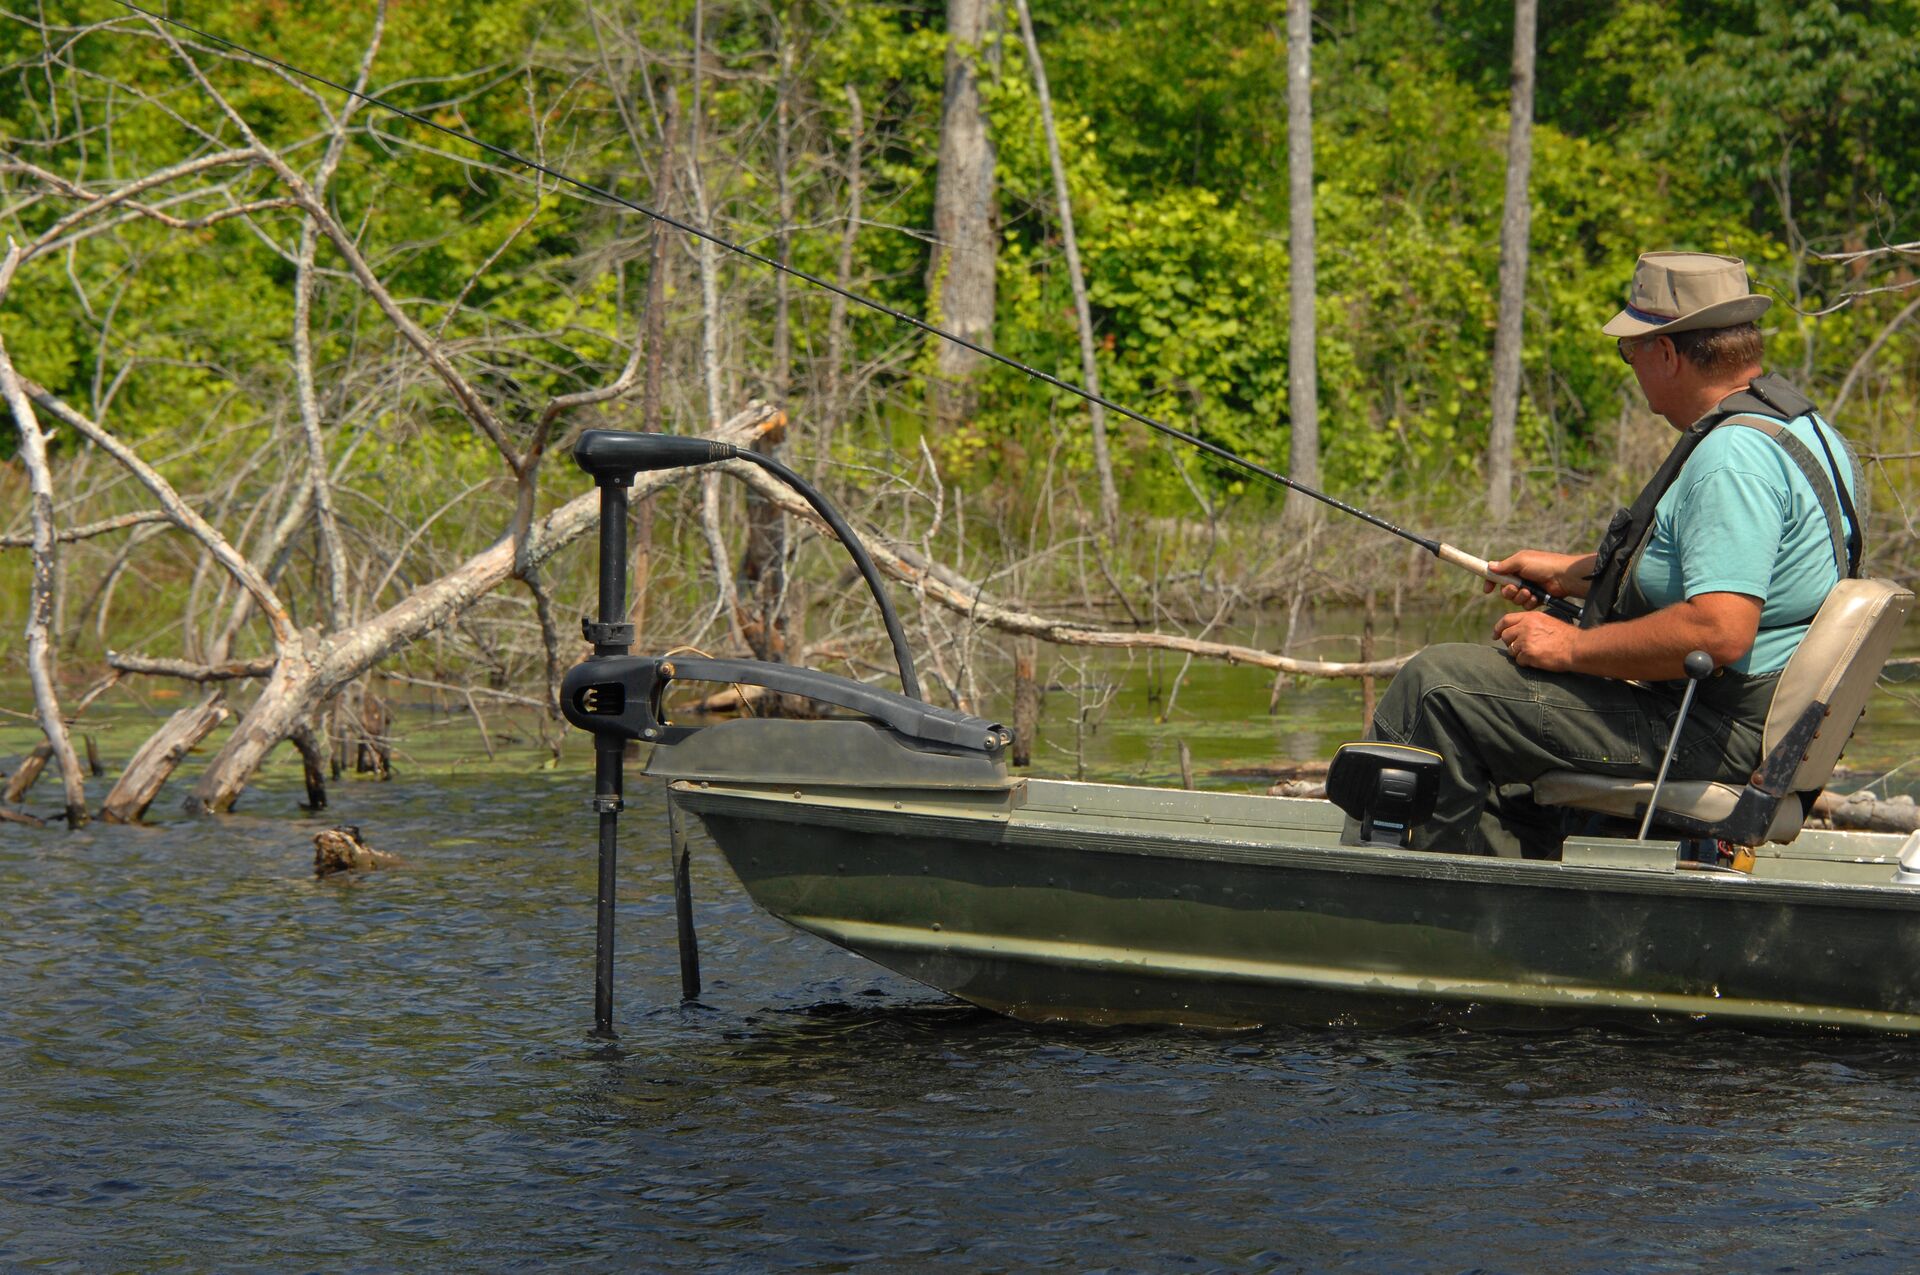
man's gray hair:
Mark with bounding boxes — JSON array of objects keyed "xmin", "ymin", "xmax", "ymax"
[{"xmin": 1667, "ymin": 321, "xmax": 1764, "ymax": 375}]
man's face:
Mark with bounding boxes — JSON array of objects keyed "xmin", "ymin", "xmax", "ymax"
[{"xmin": 1619, "ymin": 333, "xmax": 1679, "ymax": 421}]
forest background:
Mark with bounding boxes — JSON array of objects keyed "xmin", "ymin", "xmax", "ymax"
[{"xmin": 0, "ymin": 0, "xmax": 1916, "ymax": 825}]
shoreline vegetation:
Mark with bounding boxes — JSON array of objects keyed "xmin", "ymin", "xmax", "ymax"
[{"xmin": 1, "ymin": 1, "xmax": 1916, "ymax": 826}]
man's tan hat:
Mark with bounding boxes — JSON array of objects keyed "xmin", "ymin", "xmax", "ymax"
[{"xmin": 1601, "ymin": 251, "xmax": 1771, "ymax": 337}]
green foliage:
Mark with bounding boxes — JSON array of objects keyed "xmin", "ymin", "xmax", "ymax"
[{"xmin": 3, "ymin": 0, "xmax": 1913, "ymax": 516}]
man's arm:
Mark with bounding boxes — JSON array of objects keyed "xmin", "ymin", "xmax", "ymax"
[{"xmin": 1494, "ymin": 592, "xmax": 1762, "ymax": 680}]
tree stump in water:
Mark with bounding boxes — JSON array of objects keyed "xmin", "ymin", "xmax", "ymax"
[
  {"xmin": 101, "ymin": 692, "xmax": 230, "ymax": 824},
  {"xmin": 313, "ymin": 825, "xmax": 403, "ymax": 877},
  {"xmin": 1011, "ymin": 641, "xmax": 1040, "ymax": 768},
  {"xmin": 3, "ymin": 742, "xmax": 52, "ymax": 804},
  {"xmin": 355, "ymin": 693, "xmax": 392, "ymax": 777},
  {"xmin": 289, "ymin": 724, "xmax": 328, "ymax": 811}
]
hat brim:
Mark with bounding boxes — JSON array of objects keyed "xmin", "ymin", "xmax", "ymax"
[{"xmin": 1602, "ymin": 295, "xmax": 1772, "ymax": 338}]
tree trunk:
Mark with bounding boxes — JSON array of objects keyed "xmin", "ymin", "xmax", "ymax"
[
  {"xmin": 1011, "ymin": 639, "xmax": 1040, "ymax": 767},
  {"xmin": 632, "ymin": 90, "xmax": 679, "ymax": 649},
  {"xmin": 1283, "ymin": 0, "xmax": 1320, "ymax": 521},
  {"xmin": 290, "ymin": 722, "xmax": 328, "ymax": 810},
  {"xmin": 0, "ymin": 246, "xmax": 89, "ymax": 828},
  {"xmin": 1013, "ymin": 0, "xmax": 1119, "ymax": 532},
  {"xmin": 926, "ymin": 0, "xmax": 998, "ymax": 431},
  {"xmin": 101, "ymin": 692, "xmax": 231, "ymax": 823},
  {"xmin": 819, "ymin": 83, "xmax": 865, "ymax": 479},
  {"xmin": 688, "ymin": 0, "xmax": 744, "ymax": 650},
  {"xmin": 1487, "ymin": 0, "xmax": 1537, "ymax": 524},
  {"xmin": 743, "ymin": 30, "xmax": 796, "ymax": 662}
]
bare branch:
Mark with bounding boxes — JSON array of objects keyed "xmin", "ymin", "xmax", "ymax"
[
  {"xmin": 23, "ymin": 379, "xmax": 296, "ymax": 646},
  {"xmin": 0, "ymin": 508, "xmax": 170, "ymax": 547},
  {"xmin": 107, "ymin": 652, "xmax": 276, "ymax": 682},
  {"xmin": 720, "ymin": 457, "xmax": 1413, "ymax": 679}
]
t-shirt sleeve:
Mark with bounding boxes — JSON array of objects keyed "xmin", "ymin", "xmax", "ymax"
[{"xmin": 1672, "ymin": 464, "xmax": 1786, "ymax": 601}]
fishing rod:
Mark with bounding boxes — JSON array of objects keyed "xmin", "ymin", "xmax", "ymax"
[{"xmin": 112, "ymin": 1, "xmax": 1577, "ymax": 622}]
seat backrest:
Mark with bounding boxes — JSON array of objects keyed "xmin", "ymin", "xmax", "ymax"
[{"xmin": 1763, "ymin": 578, "xmax": 1914, "ymax": 794}]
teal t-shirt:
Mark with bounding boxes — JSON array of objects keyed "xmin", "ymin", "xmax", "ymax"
[{"xmin": 1632, "ymin": 411, "xmax": 1857, "ymax": 675}]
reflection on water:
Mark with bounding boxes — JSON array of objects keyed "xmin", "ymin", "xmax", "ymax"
[{"xmin": 5, "ymin": 768, "xmax": 1920, "ymax": 1269}]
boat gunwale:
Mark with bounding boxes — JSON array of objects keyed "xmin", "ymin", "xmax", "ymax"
[{"xmin": 669, "ymin": 778, "xmax": 1920, "ymax": 912}]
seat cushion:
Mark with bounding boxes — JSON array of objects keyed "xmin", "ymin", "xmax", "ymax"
[{"xmin": 1531, "ymin": 770, "xmax": 1805, "ymax": 843}]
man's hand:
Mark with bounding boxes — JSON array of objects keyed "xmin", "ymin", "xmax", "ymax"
[
  {"xmin": 1486, "ymin": 550, "xmax": 1598, "ymax": 605},
  {"xmin": 1495, "ymin": 591, "xmax": 1762, "ymax": 679},
  {"xmin": 1494, "ymin": 609, "xmax": 1580, "ymax": 670}
]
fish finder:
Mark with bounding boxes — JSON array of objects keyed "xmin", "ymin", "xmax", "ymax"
[{"xmin": 1326, "ymin": 743, "xmax": 1443, "ymax": 848}]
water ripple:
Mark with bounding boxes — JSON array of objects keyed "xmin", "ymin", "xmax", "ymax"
[{"xmin": 4, "ymin": 770, "xmax": 1920, "ymax": 1268}]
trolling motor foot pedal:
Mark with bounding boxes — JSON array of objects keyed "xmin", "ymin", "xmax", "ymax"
[{"xmin": 1327, "ymin": 743, "xmax": 1443, "ymax": 848}]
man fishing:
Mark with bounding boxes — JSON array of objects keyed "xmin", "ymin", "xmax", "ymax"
[{"xmin": 1367, "ymin": 251, "xmax": 1861, "ymax": 857}]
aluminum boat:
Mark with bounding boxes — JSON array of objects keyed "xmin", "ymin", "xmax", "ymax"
[{"xmin": 647, "ymin": 715, "xmax": 1920, "ymax": 1034}]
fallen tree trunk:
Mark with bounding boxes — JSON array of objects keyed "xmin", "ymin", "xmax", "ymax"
[
  {"xmin": 183, "ymin": 405, "xmax": 785, "ymax": 815},
  {"xmin": 1812, "ymin": 790, "xmax": 1920, "ymax": 835},
  {"xmin": 101, "ymin": 692, "xmax": 231, "ymax": 824}
]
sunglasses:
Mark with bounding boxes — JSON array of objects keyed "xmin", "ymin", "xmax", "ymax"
[{"xmin": 1617, "ymin": 334, "xmax": 1661, "ymax": 365}]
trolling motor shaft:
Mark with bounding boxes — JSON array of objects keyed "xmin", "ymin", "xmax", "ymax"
[{"xmin": 586, "ymin": 469, "xmax": 631, "ymax": 1039}]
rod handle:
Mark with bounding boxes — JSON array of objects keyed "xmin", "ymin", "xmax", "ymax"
[
  {"xmin": 1438, "ymin": 543, "xmax": 1578, "ymax": 621},
  {"xmin": 1436, "ymin": 542, "xmax": 1521, "ymax": 590}
]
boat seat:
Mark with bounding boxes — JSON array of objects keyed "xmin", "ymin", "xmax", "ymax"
[{"xmin": 1532, "ymin": 578, "xmax": 1913, "ymax": 846}]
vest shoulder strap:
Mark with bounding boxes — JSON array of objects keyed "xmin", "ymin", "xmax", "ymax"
[{"xmin": 1716, "ymin": 416, "xmax": 1851, "ymax": 582}]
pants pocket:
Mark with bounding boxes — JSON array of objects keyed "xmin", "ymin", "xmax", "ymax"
[{"xmin": 1538, "ymin": 701, "xmax": 1649, "ymax": 768}]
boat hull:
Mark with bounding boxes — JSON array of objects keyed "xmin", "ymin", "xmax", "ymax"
[{"xmin": 672, "ymin": 776, "xmax": 1920, "ymax": 1033}]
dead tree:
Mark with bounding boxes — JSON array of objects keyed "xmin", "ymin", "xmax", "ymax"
[
  {"xmin": 0, "ymin": 10, "xmax": 778, "ymax": 817},
  {"xmin": 926, "ymin": 0, "xmax": 999, "ymax": 431},
  {"xmin": 1283, "ymin": 0, "xmax": 1320, "ymax": 522},
  {"xmin": 0, "ymin": 245, "xmax": 89, "ymax": 827},
  {"xmin": 1486, "ymin": 0, "xmax": 1537, "ymax": 523},
  {"xmin": 1013, "ymin": 0, "xmax": 1119, "ymax": 533}
]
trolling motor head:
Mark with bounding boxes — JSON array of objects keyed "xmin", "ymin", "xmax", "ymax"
[
  {"xmin": 570, "ymin": 429, "xmax": 923, "ymax": 699},
  {"xmin": 574, "ymin": 431, "xmax": 740, "ymax": 483},
  {"xmin": 564, "ymin": 429, "xmax": 1005, "ymax": 757}
]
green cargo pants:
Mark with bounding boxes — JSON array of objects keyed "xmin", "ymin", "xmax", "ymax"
[{"xmin": 1367, "ymin": 642, "xmax": 1776, "ymax": 858}]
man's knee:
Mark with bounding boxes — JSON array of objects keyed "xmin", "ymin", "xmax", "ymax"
[{"xmin": 1375, "ymin": 642, "xmax": 1519, "ymax": 740}]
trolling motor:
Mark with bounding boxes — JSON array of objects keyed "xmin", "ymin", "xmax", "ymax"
[{"xmin": 562, "ymin": 430, "xmax": 1009, "ymax": 1037}]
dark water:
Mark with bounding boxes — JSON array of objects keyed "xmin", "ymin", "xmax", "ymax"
[{"xmin": 6, "ymin": 768, "xmax": 1920, "ymax": 1271}]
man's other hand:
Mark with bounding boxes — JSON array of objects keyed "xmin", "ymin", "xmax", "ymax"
[{"xmin": 1494, "ymin": 609, "xmax": 1579, "ymax": 671}]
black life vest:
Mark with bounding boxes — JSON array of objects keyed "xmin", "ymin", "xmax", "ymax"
[{"xmin": 1581, "ymin": 373, "xmax": 1862, "ymax": 629}]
